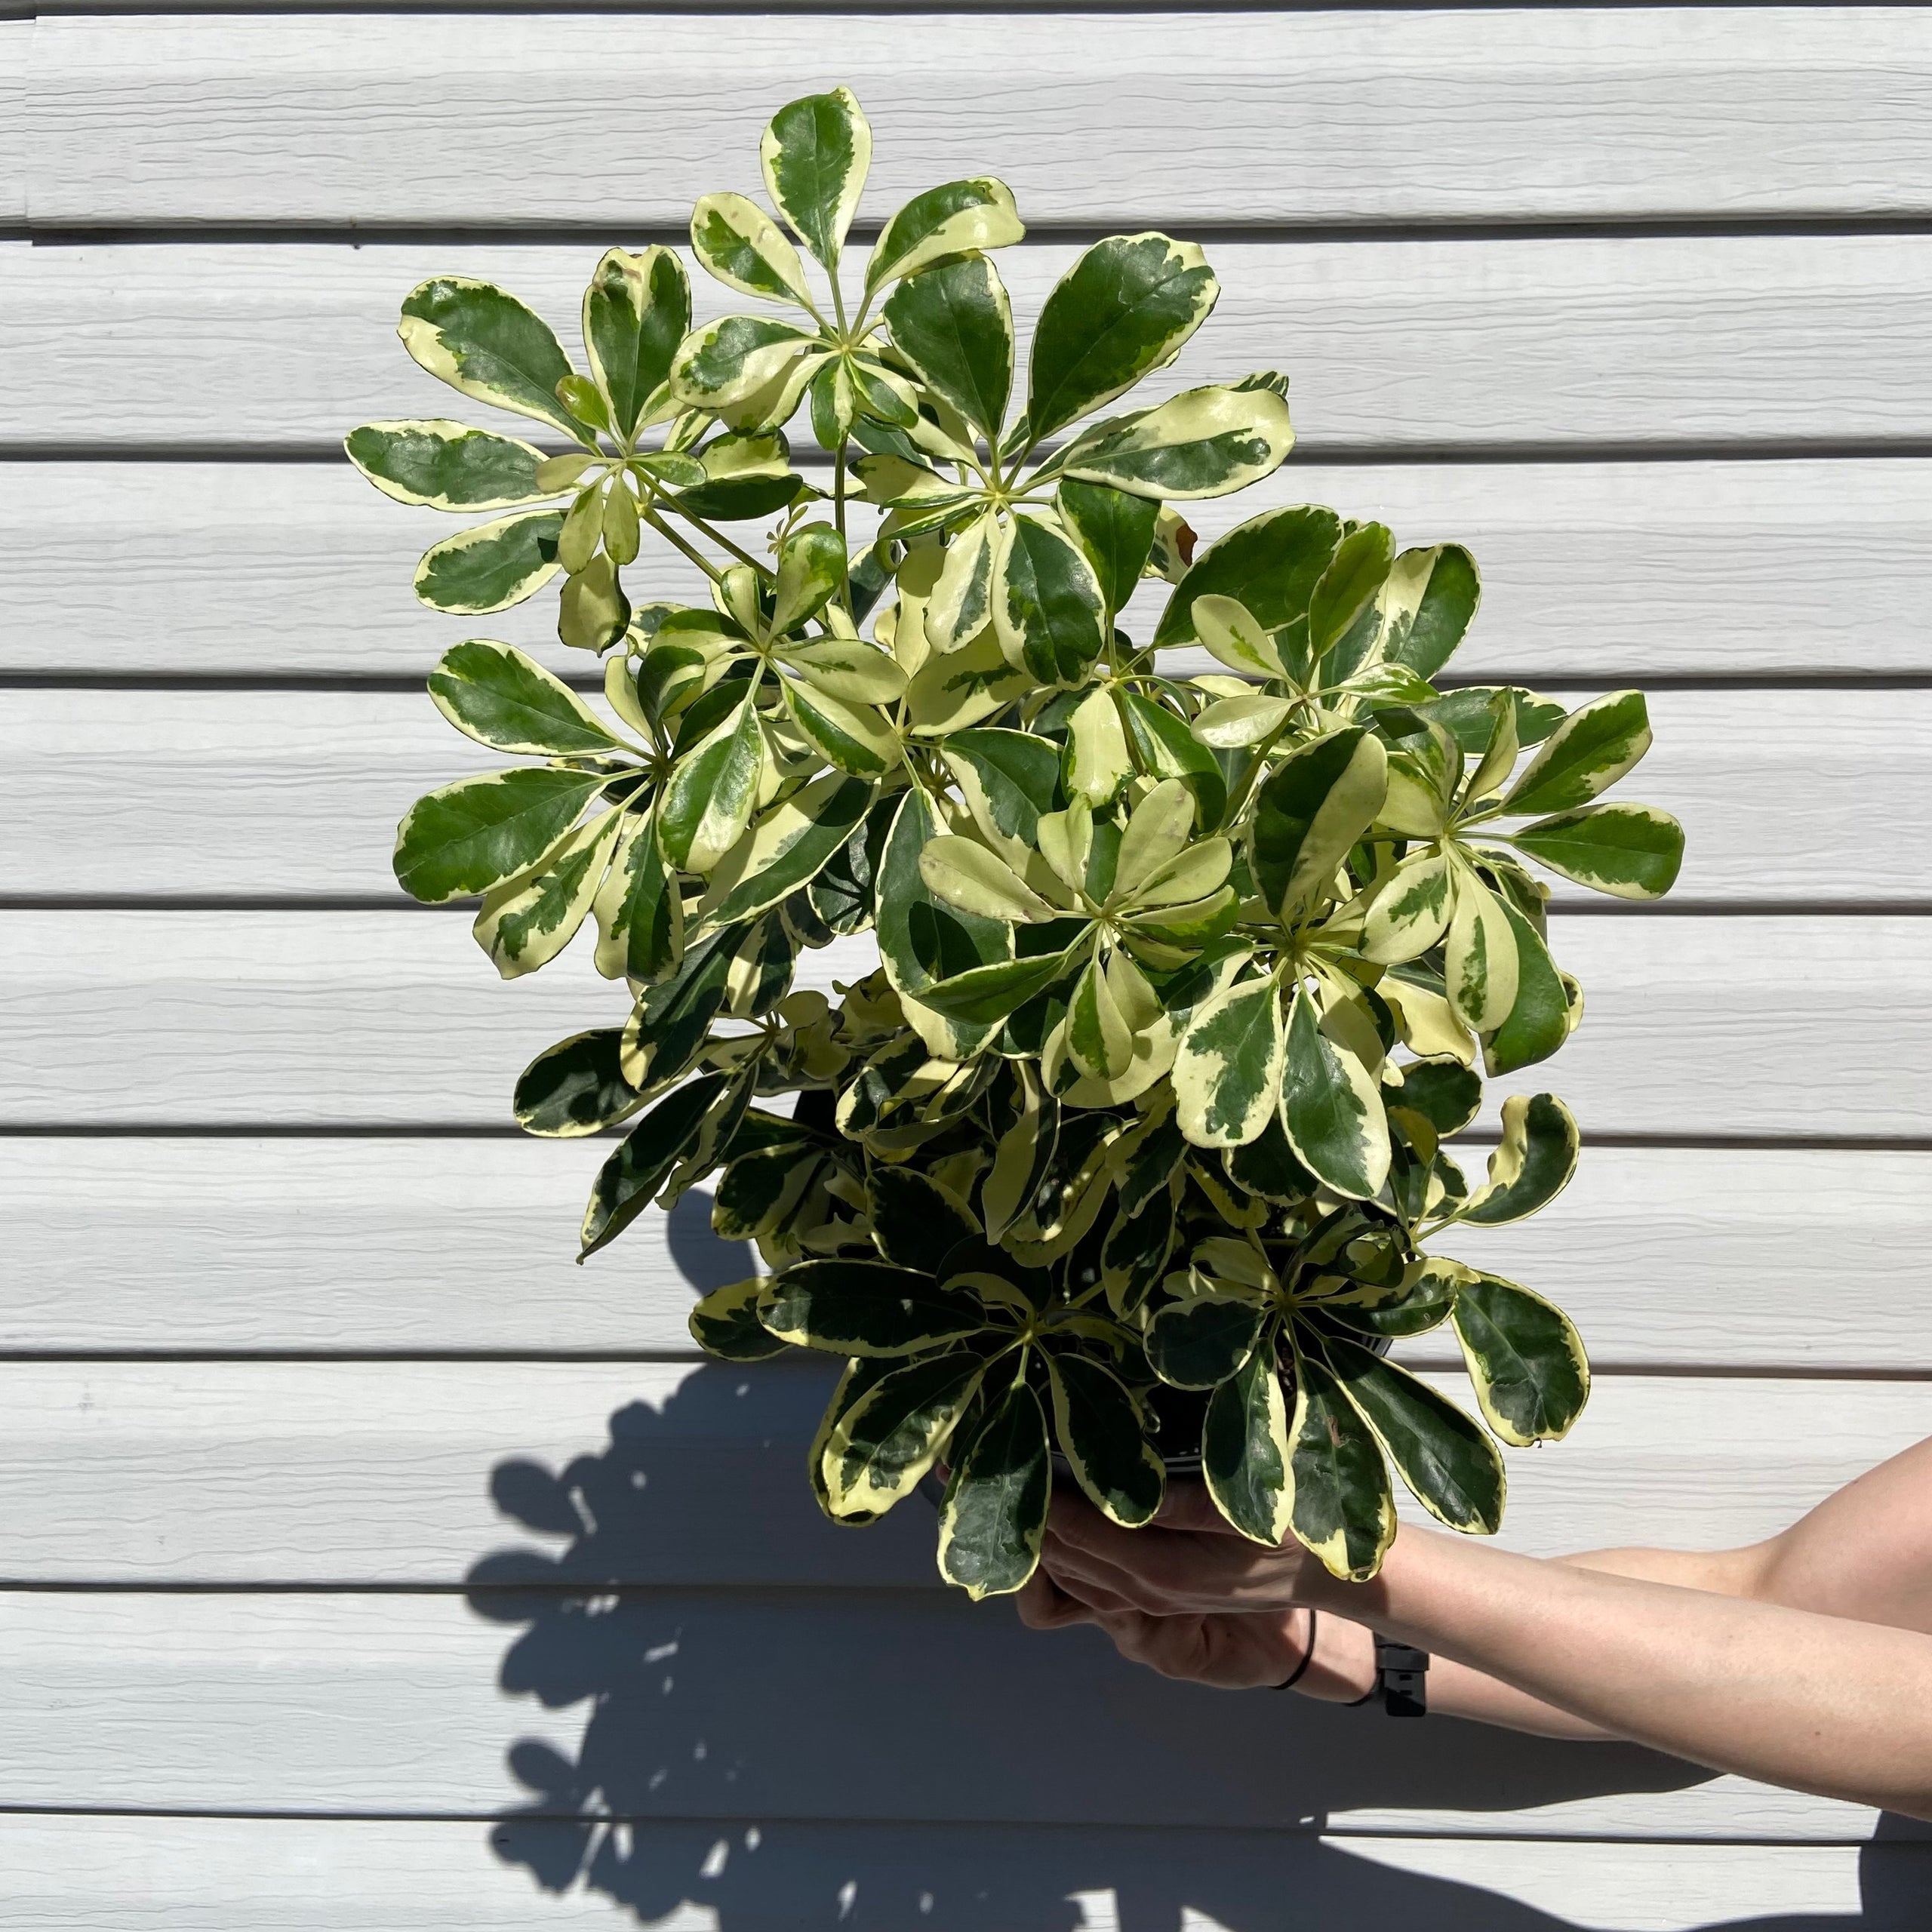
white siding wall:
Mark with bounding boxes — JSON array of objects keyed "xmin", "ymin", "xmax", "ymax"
[{"xmin": 3, "ymin": 8, "xmax": 1930, "ymax": 1925}]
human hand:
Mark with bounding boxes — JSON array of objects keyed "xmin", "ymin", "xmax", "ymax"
[
  {"xmin": 1014, "ymin": 1563, "xmax": 1317, "ymax": 1690},
  {"xmin": 1037, "ymin": 1479, "xmax": 1325, "ymax": 1617}
]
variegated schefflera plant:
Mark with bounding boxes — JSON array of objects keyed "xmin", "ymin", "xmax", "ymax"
[{"xmin": 349, "ymin": 88, "xmax": 1687, "ymax": 1600}]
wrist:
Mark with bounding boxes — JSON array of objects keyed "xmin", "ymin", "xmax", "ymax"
[{"xmin": 1287, "ymin": 1607, "xmax": 1379, "ymax": 1703}]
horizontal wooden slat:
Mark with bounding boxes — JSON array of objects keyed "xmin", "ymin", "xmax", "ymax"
[
  {"xmin": 0, "ymin": 28, "xmax": 24, "ymax": 226},
  {"xmin": 0, "ymin": 1814, "xmax": 1906, "ymax": 1931},
  {"xmin": 0, "ymin": 1580, "xmax": 1881, "ymax": 1841},
  {"xmin": 0, "ymin": 1364, "xmax": 1919, "ymax": 1586},
  {"xmin": 5, "ymin": 1139, "xmax": 1920, "ymax": 1369},
  {"xmin": 4, "ymin": 910, "xmax": 1926, "ymax": 1134},
  {"xmin": 0, "ymin": 684, "xmax": 1903, "ymax": 904},
  {"xmin": 11, "ymin": 457, "xmax": 1932, "ymax": 680},
  {"xmin": 26, "ymin": 12, "xmax": 1932, "ymax": 226},
  {"xmin": 11, "ymin": 234, "xmax": 1932, "ymax": 451}
]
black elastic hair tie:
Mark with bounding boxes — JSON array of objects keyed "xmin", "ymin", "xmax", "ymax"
[{"xmin": 1272, "ymin": 1608, "xmax": 1318, "ymax": 1691}]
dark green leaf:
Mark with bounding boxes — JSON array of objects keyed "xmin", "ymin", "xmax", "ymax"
[
  {"xmin": 1457, "ymin": 1093, "xmax": 1580, "ymax": 1226},
  {"xmin": 867, "ymin": 1166, "xmax": 980, "ymax": 1274},
  {"xmin": 1202, "ymin": 1345, "xmax": 1291, "ymax": 1544},
  {"xmin": 514, "ymin": 1028, "xmax": 643, "ymax": 1137},
  {"xmin": 1057, "ymin": 478, "xmax": 1161, "ymax": 614},
  {"xmin": 1026, "ymin": 233, "xmax": 1218, "ymax": 439},
  {"xmin": 1152, "ymin": 503, "xmax": 1341, "ymax": 650},
  {"xmin": 827, "ymin": 1350, "xmax": 991, "ymax": 1512},
  {"xmin": 578, "ymin": 1074, "xmax": 727, "ymax": 1260},
  {"xmin": 938, "ymin": 1379, "xmax": 1051, "ymax": 1598},
  {"xmin": 761, "ymin": 1257, "xmax": 986, "ymax": 1356},
  {"xmin": 1116, "ymin": 688, "xmax": 1226, "ymax": 827},
  {"xmin": 1325, "ymin": 1334, "xmax": 1504, "ymax": 1534},
  {"xmin": 1048, "ymin": 1353, "xmax": 1164, "ymax": 1527},
  {"xmin": 883, "ymin": 254, "xmax": 1014, "ymax": 437},
  {"xmin": 688, "ymin": 1276, "xmax": 789, "ymax": 1361},
  {"xmin": 1452, "ymin": 1273, "xmax": 1590, "ymax": 1445},
  {"xmin": 392, "ymin": 766, "xmax": 605, "ymax": 903},
  {"xmin": 1282, "ymin": 1346, "xmax": 1395, "ymax": 1580},
  {"xmin": 1146, "ymin": 1293, "xmax": 1266, "ymax": 1390},
  {"xmin": 1481, "ymin": 898, "xmax": 1570, "ymax": 1077},
  {"xmin": 583, "ymin": 246, "xmax": 689, "ymax": 440}
]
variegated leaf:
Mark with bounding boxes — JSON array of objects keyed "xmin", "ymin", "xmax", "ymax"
[
  {"xmin": 658, "ymin": 687, "xmax": 765, "ymax": 872},
  {"xmin": 1509, "ymin": 802, "xmax": 1684, "ymax": 900},
  {"xmin": 1152, "ymin": 503, "xmax": 1341, "ymax": 651},
  {"xmin": 866, "ymin": 1165, "xmax": 979, "ymax": 1273},
  {"xmin": 1360, "ymin": 848, "xmax": 1456, "ymax": 964},
  {"xmin": 414, "ymin": 509, "xmax": 564, "ymax": 615},
  {"xmin": 1457, "ymin": 1092, "xmax": 1580, "ymax": 1226},
  {"xmin": 1060, "ymin": 383, "xmax": 1294, "ymax": 501},
  {"xmin": 761, "ymin": 1257, "xmax": 983, "ymax": 1357},
  {"xmin": 1451, "ymin": 1272, "xmax": 1590, "ymax": 1446},
  {"xmin": 761, "ymin": 86, "xmax": 872, "ymax": 269},
  {"xmin": 580, "ymin": 1072, "xmax": 728, "ymax": 1260},
  {"xmin": 393, "ymin": 765, "xmax": 606, "ymax": 903},
  {"xmin": 1279, "ymin": 985, "xmax": 1390, "ymax": 1200},
  {"xmin": 345, "ymin": 420, "xmax": 549, "ymax": 512},
  {"xmin": 1503, "ymin": 690, "xmax": 1653, "ymax": 817},
  {"xmin": 883, "ymin": 254, "xmax": 1014, "ymax": 437},
  {"xmin": 918, "ymin": 835, "xmax": 1060, "ymax": 923},
  {"xmin": 923, "ymin": 512, "xmax": 1003, "ymax": 654},
  {"xmin": 698, "ymin": 772, "xmax": 875, "ymax": 930},
  {"xmin": 1055, "ymin": 479, "xmax": 1161, "ymax": 614},
  {"xmin": 1203, "ymin": 1346, "xmax": 1292, "ymax": 1545},
  {"xmin": 1174, "ymin": 974, "xmax": 1285, "ymax": 1148},
  {"xmin": 1480, "ymin": 897, "xmax": 1569, "ymax": 1076},
  {"xmin": 941, "ymin": 727, "xmax": 1063, "ymax": 857},
  {"xmin": 938, "ymin": 1380, "xmax": 1051, "ymax": 1599},
  {"xmin": 429, "ymin": 640, "xmax": 625, "ymax": 755},
  {"xmin": 594, "ymin": 809, "xmax": 684, "ymax": 983},
  {"xmin": 689, "ymin": 192, "xmax": 814, "ymax": 307},
  {"xmin": 1048, "ymin": 1353, "xmax": 1164, "ymax": 1527},
  {"xmin": 473, "ymin": 806, "xmax": 623, "ymax": 979},
  {"xmin": 1191, "ymin": 593, "xmax": 1283, "ymax": 678},
  {"xmin": 688, "ymin": 1275, "xmax": 789, "ymax": 1361},
  {"xmin": 1444, "ymin": 871, "xmax": 1520, "ymax": 1034},
  {"xmin": 1371, "ymin": 543, "xmax": 1481, "ymax": 680},
  {"xmin": 1146, "ymin": 1291, "xmax": 1266, "ymax": 1390},
  {"xmin": 992, "ymin": 515, "xmax": 1107, "ymax": 687},
  {"xmin": 513, "ymin": 1026, "xmax": 644, "ymax": 1138},
  {"xmin": 1325, "ymin": 1335, "xmax": 1505, "ymax": 1535},
  {"xmin": 1283, "ymin": 1346, "xmax": 1395, "ymax": 1580},
  {"xmin": 1192, "ymin": 693, "xmax": 1294, "ymax": 749},
  {"xmin": 866, "ymin": 177, "xmax": 1024, "ymax": 293},
  {"xmin": 825, "ymin": 1350, "xmax": 989, "ymax": 1514},
  {"xmin": 782, "ymin": 678, "xmax": 898, "ymax": 777},
  {"xmin": 396, "ymin": 278, "xmax": 580, "ymax": 437},
  {"xmin": 669, "ymin": 315, "xmax": 823, "ymax": 417},
  {"xmin": 1027, "ymin": 234, "xmax": 1219, "ymax": 440},
  {"xmin": 1308, "ymin": 521, "xmax": 1395, "ymax": 660},
  {"xmin": 1251, "ymin": 728, "xmax": 1389, "ymax": 917},
  {"xmin": 582, "ymin": 247, "xmax": 690, "ymax": 440},
  {"xmin": 777, "ymin": 635, "xmax": 906, "ymax": 706}
]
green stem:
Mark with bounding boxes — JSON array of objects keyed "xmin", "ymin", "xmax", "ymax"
[
  {"xmin": 674, "ymin": 506, "xmax": 769, "ymax": 577},
  {"xmin": 641, "ymin": 506, "xmax": 724, "ymax": 586}
]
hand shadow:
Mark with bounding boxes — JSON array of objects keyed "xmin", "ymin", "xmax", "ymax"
[{"xmin": 464, "ymin": 1192, "xmax": 1928, "ymax": 1929}]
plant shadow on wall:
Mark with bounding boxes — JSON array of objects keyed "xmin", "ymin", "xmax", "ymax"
[{"xmin": 459, "ymin": 1198, "xmax": 1930, "ymax": 1931}]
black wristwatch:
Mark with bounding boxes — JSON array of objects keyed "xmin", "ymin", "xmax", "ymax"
[{"xmin": 1347, "ymin": 1636, "xmax": 1429, "ymax": 1716}]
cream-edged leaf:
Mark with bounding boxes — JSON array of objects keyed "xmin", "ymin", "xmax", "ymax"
[{"xmin": 345, "ymin": 420, "xmax": 549, "ymax": 511}]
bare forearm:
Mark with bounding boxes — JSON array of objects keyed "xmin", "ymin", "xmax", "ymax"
[
  {"xmin": 1307, "ymin": 1543, "xmax": 1765, "ymax": 1740},
  {"xmin": 1305, "ymin": 1527, "xmax": 1932, "ymax": 1817}
]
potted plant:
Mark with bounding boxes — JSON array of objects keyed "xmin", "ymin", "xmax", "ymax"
[{"xmin": 348, "ymin": 89, "xmax": 1684, "ymax": 1601}]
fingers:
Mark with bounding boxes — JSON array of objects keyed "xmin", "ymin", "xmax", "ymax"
[
  {"xmin": 1013, "ymin": 1570, "xmax": 1093, "ymax": 1632},
  {"xmin": 1152, "ymin": 1479, "xmax": 1238, "ymax": 1534}
]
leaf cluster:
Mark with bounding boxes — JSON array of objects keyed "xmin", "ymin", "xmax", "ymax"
[{"xmin": 350, "ymin": 88, "xmax": 1684, "ymax": 1596}]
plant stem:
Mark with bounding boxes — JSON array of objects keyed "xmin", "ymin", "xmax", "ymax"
[{"xmin": 641, "ymin": 506, "xmax": 724, "ymax": 586}]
